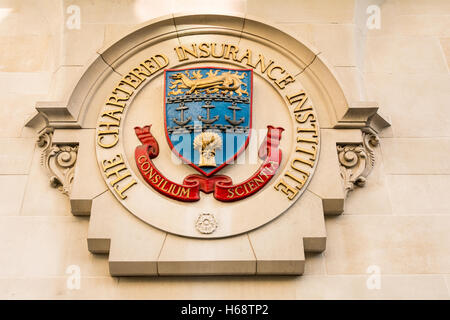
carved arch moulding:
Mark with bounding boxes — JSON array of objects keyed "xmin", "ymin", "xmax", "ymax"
[{"xmin": 27, "ymin": 13, "xmax": 390, "ymax": 276}]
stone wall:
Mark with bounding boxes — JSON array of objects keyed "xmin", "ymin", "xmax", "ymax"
[{"xmin": 0, "ymin": 0, "xmax": 449, "ymax": 299}]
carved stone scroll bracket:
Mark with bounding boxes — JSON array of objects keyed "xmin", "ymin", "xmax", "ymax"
[
  {"xmin": 333, "ymin": 101, "xmax": 389, "ymax": 197},
  {"xmin": 37, "ymin": 127, "xmax": 79, "ymax": 196},
  {"xmin": 337, "ymin": 129, "xmax": 379, "ymax": 197}
]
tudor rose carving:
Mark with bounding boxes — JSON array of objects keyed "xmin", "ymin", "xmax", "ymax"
[{"xmin": 196, "ymin": 213, "xmax": 218, "ymax": 234}]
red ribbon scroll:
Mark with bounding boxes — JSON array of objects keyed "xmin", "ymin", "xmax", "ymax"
[
  {"xmin": 134, "ymin": 125, "xmax": 284, "ymax": 202},
  {"xmin": 213, "ymin": 125, "xmax": 283, "ymax": 201}
]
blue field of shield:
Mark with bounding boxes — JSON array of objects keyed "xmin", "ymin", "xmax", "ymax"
[{"xmin": 164, "ymin": 67, "xmax": 252, "ymax": 176}]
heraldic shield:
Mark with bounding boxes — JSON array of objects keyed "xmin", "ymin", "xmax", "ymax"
[{"xmin": 164, "ymin": 67, "xmax": 252, "ymax": 177}]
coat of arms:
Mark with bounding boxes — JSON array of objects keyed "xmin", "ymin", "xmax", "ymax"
[
  {"xmin": 134, "ymin": 67, "xmax": 284, "ymax": 202},
  {"xmin": 164, "ymin": 67, "xmax": 252, "ymax": 176}
]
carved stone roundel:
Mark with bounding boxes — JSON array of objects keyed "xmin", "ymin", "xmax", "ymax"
[{"xmin": 94, "ymin": 21, "xmax": 320, "ymax": 239}]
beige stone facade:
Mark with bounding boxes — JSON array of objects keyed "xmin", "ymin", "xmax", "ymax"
[{"xmin": 1, "ymin": 0, "xmax": 450, "ymax": 299}]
